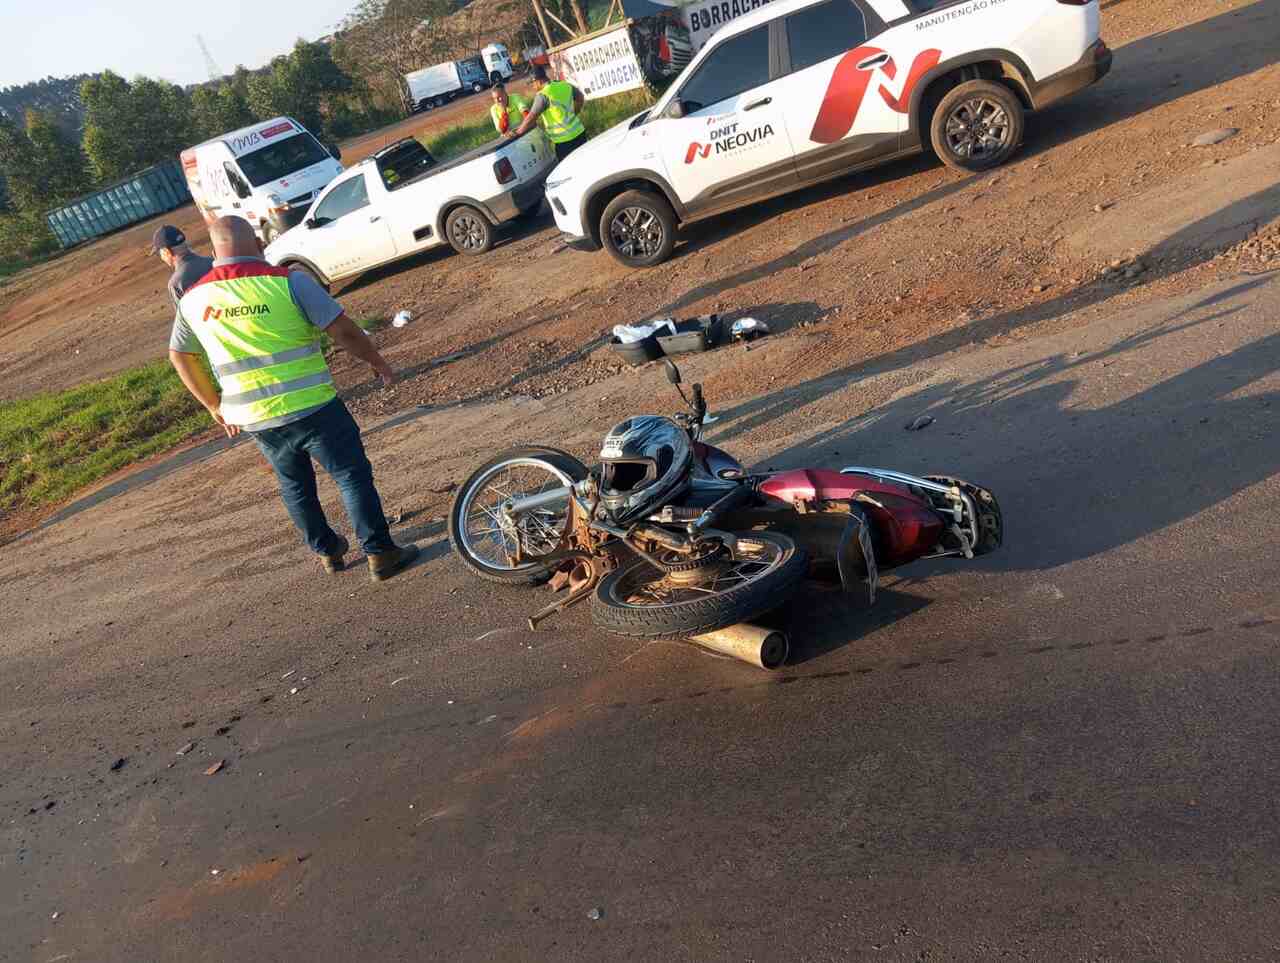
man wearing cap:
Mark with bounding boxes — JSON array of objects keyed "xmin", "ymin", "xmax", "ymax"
[
  {"xmin": 168, "ymin": 215, "xmax": 419, "ymax": 582},
  {"xmin": 152, "ymin": 224, "xmax": 213, "ymax": 308}
]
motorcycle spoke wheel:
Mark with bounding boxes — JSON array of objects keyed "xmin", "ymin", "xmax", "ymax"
[{"xmin": 591, "ymin": 532, "xmax": 808, "ymax": 639}]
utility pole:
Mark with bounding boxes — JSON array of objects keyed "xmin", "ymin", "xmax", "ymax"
[{"xmin": 196, "ymin": 34, "xmax": 223, "ymax": 82}]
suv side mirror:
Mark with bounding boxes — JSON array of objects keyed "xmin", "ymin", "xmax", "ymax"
[
  {"xmin": 305, "ymin": 218, "xmax": 318, "ymax": 230},
  {"xmin": 666, "ymin": 99, "xmax": 687, "ymax": 120},
  {"xmin": 327, "ymin": 143, "xmax": 341, "ymax": 161},
  {"xmin": 664, "ymin": 359, "xmax": 681, "ymax": 385}
]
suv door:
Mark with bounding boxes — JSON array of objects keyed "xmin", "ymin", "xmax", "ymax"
[
  {"xmin": 776, "ymin": 0, "xmax": 935, "ymax": 181},
  {"xmin": 305, "ymin": 171, "xmax": 396, "ymax": 279},
  {"xmin": 650, "ymin": 23, "xmax": 797, "ymax": 217}
]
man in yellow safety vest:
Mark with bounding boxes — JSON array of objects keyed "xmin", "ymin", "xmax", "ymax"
[
  {"xmin": 168, "ymin": 215, "xmax": 420, "ymax": 582},
  {"xmin": 507, "ymin": 64, "xmax": 586, "ymax": 161},
  {"xmin": 489, "ymin": 82, "xmax": 530, "ymax": 136}
]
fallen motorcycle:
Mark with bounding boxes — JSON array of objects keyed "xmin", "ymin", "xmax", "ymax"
[{"xmin": 448, "ymin": 360, "xmax": 1002, "ymax": 647}]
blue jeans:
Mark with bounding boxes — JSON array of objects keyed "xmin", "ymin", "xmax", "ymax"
[{"xmin": 250, "ymin": 399, "xmax": 395, "ymax": 556}]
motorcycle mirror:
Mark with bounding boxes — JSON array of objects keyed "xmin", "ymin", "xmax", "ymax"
[{"xmin": 664, "ymin": 359, "xmax": 682, "ymax": 385}]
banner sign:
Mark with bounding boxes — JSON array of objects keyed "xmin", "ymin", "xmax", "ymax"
[{"xmin": 551, "ymin": 25, "xmax": 646, "ymax": 101}]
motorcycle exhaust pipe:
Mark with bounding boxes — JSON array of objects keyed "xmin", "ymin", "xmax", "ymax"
[{"xmin": 688, "ymin": 623, "xmax": 790, "ymax": 670}]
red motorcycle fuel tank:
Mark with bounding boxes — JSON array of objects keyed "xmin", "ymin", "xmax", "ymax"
[{"xmin": 758, "ymin": 469, "xmax": 943, "ymax": 567}]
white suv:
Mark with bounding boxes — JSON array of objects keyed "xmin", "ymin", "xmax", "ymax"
[{"xmin": 546, "ymin": 0, "xmax": 1111, "ymax": 268}]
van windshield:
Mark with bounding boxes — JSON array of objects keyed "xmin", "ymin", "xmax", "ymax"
[{"xmin": 236, "ymin": 133, "xmax": 331, "ymax": 187}]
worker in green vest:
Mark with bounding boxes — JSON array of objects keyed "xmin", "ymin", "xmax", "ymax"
[
  {"xmin": 489, "ymin": 82, "xmax": 530, "ymax": 136},
  {"xmin": 507, "ymin": 64, "xmax": 586, "ymax": 161},
  {"xmin": 169, "ymin": 215, "xmax": 419, "ymax": 582}
]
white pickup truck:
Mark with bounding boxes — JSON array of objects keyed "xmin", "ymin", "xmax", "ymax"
[
  {"xmin": 546, "ymin": 0, "xmax": 1112, "ymax": 268},
  {"xmin": 265, "ymin": 132, "xmax": 554, "ymax": 287}
]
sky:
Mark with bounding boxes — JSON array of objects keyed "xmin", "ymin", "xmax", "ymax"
[{"xmin": 0, "ymin": 0, "xmax": 361, "ymax": 89}]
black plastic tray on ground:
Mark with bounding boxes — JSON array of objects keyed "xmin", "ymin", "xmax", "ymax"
[
  {"xmin": 657, "ymin": 315, "xmax": 722, "ymax": 356},
  {"xmin": 609, "ymin": 332, "xmax": 663, "ymax": 364}
]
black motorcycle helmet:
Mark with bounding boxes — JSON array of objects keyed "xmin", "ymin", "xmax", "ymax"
[{"xmin": 598, "ymin": 416, "xmax": 692, "ymax": 523}]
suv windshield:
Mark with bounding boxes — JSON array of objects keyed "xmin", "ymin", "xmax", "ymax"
[{"xmin": 237, "ymin": 133, "xmax": 330, "ymax": 187}]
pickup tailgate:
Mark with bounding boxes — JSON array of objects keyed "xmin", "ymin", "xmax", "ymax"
[{"xmin": 494, "ymin": 131, "xmax": 554, "ymax": 188}]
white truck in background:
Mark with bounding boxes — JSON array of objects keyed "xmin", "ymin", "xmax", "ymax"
[
  {"xmin": 264, "ymin": 130, "xmax": 554, "ymax": 287},
  {"xmin": 180, "ymin": 116, "xmax": 343, "ymax": 246},
  {"xmin": 481, "ymin": 43, "xmax": 516, "ymax": 84},
  {"xmin": 404, "ymin": 58, "xmax": 492, "ymax": 112}
]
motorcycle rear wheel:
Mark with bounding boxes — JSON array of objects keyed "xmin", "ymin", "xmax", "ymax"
[
  {"xmin": 448, "ymin": 446, "xmax": 589, "ymax": 584},
  {"xmin": 591, "ymin": 532, "xmax": 806, "ymax": 639}
]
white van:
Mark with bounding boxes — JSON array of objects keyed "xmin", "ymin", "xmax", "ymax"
[
  {"xmin": 180, "ymin": 117, "xmax": 344, "ymax": 245},
  {"xmin": 481, "ymin": 44, "xmax": 515, "ymax": 84}
]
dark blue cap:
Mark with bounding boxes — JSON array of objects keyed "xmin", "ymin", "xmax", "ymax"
[{"xmin": 150, "ymin": 224, "xmax": 186, "ymax": 254}]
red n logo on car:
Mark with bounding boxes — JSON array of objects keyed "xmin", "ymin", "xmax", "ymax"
[
  {"xmin": 202, "ymin": 306, "xmax": 223, "ymax": 322},
  {"xmin": 684, "ymin": 141, "xmax": 713, "ymax": 164},
  {"xmin": 810, "ymin": 46, "xmax": 942, "ymax": 144}
]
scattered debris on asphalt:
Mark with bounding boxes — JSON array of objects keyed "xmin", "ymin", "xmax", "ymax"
[
  {"xmin": 905, "ymin": 415, "xmax": 935, "ymax": 432},
  {"xmin": 587, "ymin": 907, "xmax": 603, "ymax": 921},
  {"xmin": 210, "ymin": 869, "xmax": 220, "ymax": 876},
  {"xmin": 204, "ymin": 760, "xmax": 226, "ymax": 776},
  {"xmin": 1191, "ymin": 128, "xmax": 1240, "ymax": 147},
  {"xmin": 176, "ymin": 741, "xmax": 195, "ymax": 756},
  {"xmin": 425, "ymin": 482, "xmax": 458, "ymax": 494},
  {"xmin": 281, "ymin": 669, "xmax": 296, "ymax": 680},
  {"xmin": 109, "ymin": 757, "xmax": 126, "ymax": 772},
  {"xmin": 214, "ymin": 725, "xmax": 231, "ymax": 736},
  {"xmin": 393, "ymin": 309, "xmax": 413, "ymax": 328},
  {"xmin": 391, "ymin": 676, "xmax": 410, "ymax": 686}
]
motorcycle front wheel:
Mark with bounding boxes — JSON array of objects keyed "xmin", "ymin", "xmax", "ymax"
[
  {"xmin": 448, "ymin": 446, "xmax": 589, "ymax": 584},
  {"xmin": 591, "ymin": 532, "xmax": 807, "ymax": 639}
]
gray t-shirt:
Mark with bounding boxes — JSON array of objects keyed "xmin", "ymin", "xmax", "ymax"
[
  {"xmin": 169, "ymin": 256, "xmax": 343, "ymax": 353},
  {"xmin": 167, "ymin": 253, "xmax": 215, "ymax": 309}
]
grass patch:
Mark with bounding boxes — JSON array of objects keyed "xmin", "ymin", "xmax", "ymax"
[
  {"xmin": 425, "ymin": 88, "xmax": 657, "ymax": 162},
  {"xmin": 0, "ymin": 359, "xmax": 210, "ymax": 515}
]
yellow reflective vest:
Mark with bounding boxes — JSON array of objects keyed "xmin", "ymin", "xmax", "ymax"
[
  {"xmin": 177, "ymin": 262, "xmax": 336, "ymax": 429},
  {"xmin": 538, "ymin": 81, "xmax": 585, "ymax": 144},
  {"xmin": 490, "ymin": 93, "xmax": 530, "ymax": 134}
]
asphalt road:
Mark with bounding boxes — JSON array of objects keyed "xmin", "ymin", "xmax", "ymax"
[{"xmin": 4, "ymin": 270, "xmax": 1280, "ymax": 961}]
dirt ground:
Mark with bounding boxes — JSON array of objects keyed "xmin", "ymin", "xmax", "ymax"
[{"xmin": 2, "ymin": 0, "xmax": 1278, "ymax": 444}]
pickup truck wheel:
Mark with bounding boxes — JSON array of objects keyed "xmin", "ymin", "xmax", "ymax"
[
  {"xmin": 445, "ymin": 205, "xmax": 494, "ymax": 255},
  {"xmin": 600, "ymin": 190, "xmax": 676, "ymax": 268},
  {"xmin": 930, "ymin": 79, "xmax": 1023, "ymax": 172}
]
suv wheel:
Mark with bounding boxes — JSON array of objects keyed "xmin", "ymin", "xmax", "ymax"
[
  {"xmin": 599, "ymin": 189, "xmax": 677, "ymax": 269},
  {"xmin": 930, "ymin": 79, "xmax": 1024, "ymax": 173}
]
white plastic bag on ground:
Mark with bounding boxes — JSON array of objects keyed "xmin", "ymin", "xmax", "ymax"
[
  {"xmin": 393, "ymin": 310, "xmax": 412, "ymax": 328},
  {"xmin": 731, "ymin": 317, "xmax": 770, "ymax": 340},
  {"xmin": 612, "ymin": 318, "xmax": 677, "ymax": 343}
]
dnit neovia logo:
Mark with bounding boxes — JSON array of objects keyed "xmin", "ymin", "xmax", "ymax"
[
  {"xmin": 202, "ymin": 305, "xmax": 270, "ymax": 322},
  {"xmin": 685, "ymin": 121, "xmax": 776, "ymax": 164}
]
